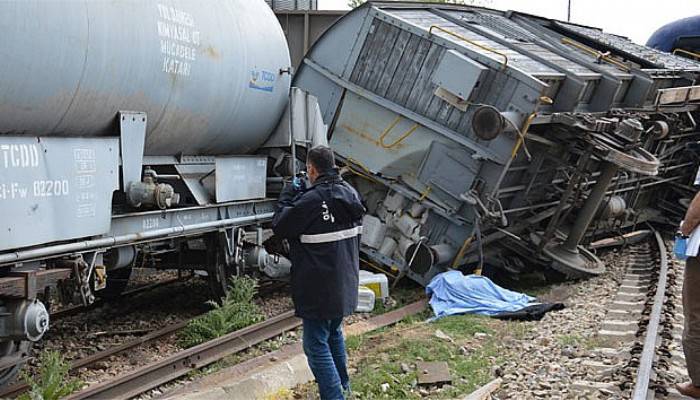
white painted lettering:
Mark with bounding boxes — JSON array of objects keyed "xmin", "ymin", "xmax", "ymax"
[
  {"xmin": 156, "ymin": 4, "xmax": 199, "ymax": 79},
  {"xmin": 10, "ymin": 145, "xmax": 19, "ymax": 167}
]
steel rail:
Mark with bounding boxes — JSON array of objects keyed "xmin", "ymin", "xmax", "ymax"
[
  {"xmin": 63, "ymin": 299, "xmax": 426, "ymax": 400},
  {"xmin": 631, "ymin": 230, "xmax": 668, "ymax": 400},
  {"xmin": 0, "ymin": 278, "xmax": 191, "ymax": 397},
  {"xmin": 0, "ymin": 281, "xmax": 288, "ymax": 398},
  {"xmin": 0, "ymin": 319, "xmax": 189, "ymax": 398},
  {"xmin": 52, "ymin": 276, "xmax": 190, "ymax": 321},
  {"xmin": 65, "ymin": 311, "xmax": 301, "ymax": 400}
]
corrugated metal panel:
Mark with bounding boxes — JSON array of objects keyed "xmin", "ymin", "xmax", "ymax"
[
  {"xmin": 556, "ymin": 21, "xmax": 700, "ymax": 71},
  {"xmin": 390, "ymin": 9, "xmax": 560, "ymax": 76},
  {"xmin": 446, "ymin": 11, "xmax": 597, "ymax": 76},
  {"xmin": 265, "ymin": 0, "xmax": 317, "ymax": 10},
  {"xmin": 347, "ymin": 17, "xmax": 539, "ymax": 139}
]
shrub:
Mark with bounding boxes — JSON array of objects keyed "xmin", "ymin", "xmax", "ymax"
[
  {"xmin": 178, "ymin": 276, "xmax": 264, "ymax": 348},
  {"xmin": 18, "ymin": 350, "xmax": 82, "ymax": 400}
]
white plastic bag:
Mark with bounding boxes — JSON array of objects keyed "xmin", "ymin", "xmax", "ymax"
[{"xmin": 687, "ymin": 226, "xmax": 700, "ymax": 258}]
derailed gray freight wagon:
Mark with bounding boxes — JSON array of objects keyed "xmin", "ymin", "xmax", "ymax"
[
  {"xmin": 294, "ymin": 2, "xmax": 700, "ymax": 285},
  {"xmin": 0, "ymin": 0, "xmax": 327, "ymax": 385}
]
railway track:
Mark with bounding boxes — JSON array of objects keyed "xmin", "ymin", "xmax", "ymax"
[
  {"xmin": 573, "ymin": 230, "xmax": 687, "ymax": 398},
  {"xmin": 66, "ymin": 310, "xmax": 301, "ymax": 400},
  {"xmin": 59, "ymin": 300, "xmax": 426, "ymax": 400},
  {"xmin": 0, "ymin": 280, "xmax": 288, "ymax": 398},
  {"xmin": 51, "ymin": 275, "xmax": 190, "ymax": 321},
  {"xmin": 630, "ymin": 231, "xmax": 673, "ymax": 399}
]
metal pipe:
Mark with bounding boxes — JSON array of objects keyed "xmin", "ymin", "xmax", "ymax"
[
  {"xmin": 538, "ymin": 151, "xmax": 591, "ymax": 254},
  {"xmin": 503, "ymin": 200, "xmax": 561, "ymax": 215},
  {"xmin": 0, "ymin": 213, "xmax": 274, "ymax": 265},
  {"xmin": 289, "ymin": 91, "xmax": 298, "ymax": 176},
  {"xmin": 501, "ymin": 172, "xmax": 677, "ymax": 211},
  {"xmin": 561, "ymin": 162, "xmax": 618, "ymax": 251},
  {"xmin": 673, "ymin": 48, "xmax": 700, "ymax": 60}
]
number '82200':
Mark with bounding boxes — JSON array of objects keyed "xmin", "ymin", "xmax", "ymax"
[{"xmin": 33, "ymin": 179, "xmax": 69, "ymax": 197}]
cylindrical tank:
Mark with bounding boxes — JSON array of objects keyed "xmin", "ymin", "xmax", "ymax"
[
  {"xmin": 0, "ymin": 0, "xmax": 291, "ymax": 156},
  {"xmin": 647, "ymin": 15, "xmax": 700, "ymax": 52}
]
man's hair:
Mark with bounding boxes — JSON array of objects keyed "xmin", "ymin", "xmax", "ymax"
[{"xmin": 306, "ymin": 145, "xmax": 336, "ymax": 173}]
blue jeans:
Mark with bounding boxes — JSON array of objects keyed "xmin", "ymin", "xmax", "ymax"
[{"xmin": 302, "ymin": 318, "xmax": 349, "ymax": 400}]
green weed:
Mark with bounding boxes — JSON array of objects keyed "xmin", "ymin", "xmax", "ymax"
[
  {"xmin": 177, "ymin": 276, "xmax": 264, "ymax": 348},
  {"xmin": 557, "ymin": 334, "xmax": 582, "ymax": 347},
  {"xmin": 347, "ymin": 314, "xmax": 500, "ymax": 399},
  {"xmin": 18, "ymin": 351, "xmax": 82, "ymax": 400}
]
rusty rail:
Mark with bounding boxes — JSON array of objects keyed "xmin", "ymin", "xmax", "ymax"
[
  {"xmin": 66, "ymin": 311, "xmax": 301, "ymax": 400},
  {"xmin": 64, "ymin": 299, "xmax": 426, "ymax": 400},
  {"xmin": 1, "ymin": 280, "xmax": 287, "ymax": 398},
  {"xmin": 52, "ymin": 276, "xmax": 189, "ymax": 321}
]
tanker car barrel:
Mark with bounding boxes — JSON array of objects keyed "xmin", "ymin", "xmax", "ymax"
[{"xmin": 0, "ymin": 0, "xmax": 291, "ymax": 155}]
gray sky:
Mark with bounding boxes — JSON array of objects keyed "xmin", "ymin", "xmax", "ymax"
[{"xmin": 318, "ymin": 0, "xmax": 699, "ymax": 45}]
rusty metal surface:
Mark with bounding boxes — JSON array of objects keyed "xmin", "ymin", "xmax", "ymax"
[
  {"xmin": 155, "ymin": 299, "xmax": 428, "ymax": 399},
  {"xmin": 0, "ymin": 269, "xmax": 72, "ymax": 299},
  {"xmin": 0, "ymin": 320, "xmax": 186, "ymax": 398},
  {"xmin": 65, "ymin": 311, "xmax": 301, "ymax": 400},
  {"xmin": 0, "ymin": 279, "xmax": 288, "ymax": 399},
  {"xmin": 416, "ymin": 361, "xmax": 452, "ymax": 385}
]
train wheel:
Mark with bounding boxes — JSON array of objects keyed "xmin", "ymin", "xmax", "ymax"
[
  {"xmin": 206, "ymin": 234, "xmax": 237, "ymax": 302},
  {"xmin": 0, "ymin": 340, "xmax": 30, "ymax": 387}
]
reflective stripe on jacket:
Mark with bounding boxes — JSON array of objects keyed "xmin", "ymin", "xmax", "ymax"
[{"xmin": 272, "ymin": 170, "xmax": 365, "ymax": 320}]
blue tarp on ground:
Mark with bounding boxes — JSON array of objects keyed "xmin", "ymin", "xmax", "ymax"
[{"xmin": 426, "ymin": 271, "xmax": 535, "ymax": 318}]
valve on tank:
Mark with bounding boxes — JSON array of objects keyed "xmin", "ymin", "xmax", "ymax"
[
  {"xmin": 127, "ymin": 168, "xmax": 180, "ymax": 209},
  {"xmin": 243, "ymin": 246, "xmax": 292, "ymax": 279}
]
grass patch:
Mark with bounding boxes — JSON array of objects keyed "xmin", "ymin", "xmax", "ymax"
[
  {"xmin": 345, "ymin": 334, "xmax": 364, "ymax": 352},
  {"xmin": 347, "ymin": 314, "xmax": 500, "ymax": 399},
  {"xmin": 177, "ymin": 276, "xmax": 263, "ymax": 348},
  {"xmin": 557, "ymin": 334, "xmax": 582, "ymax": 347},
  {"xmin": 263, "ymin": 388, "xmax": 295, "ymax": 400},
  {"xmin": 432, "ymin": 314, "xmax": 492, "ymax": 338},
  {"xmin": 556, "ymin": 333, "xmax": 600, "ymax": 350},
  {"xmin": 19, "ymin": 350, "xmax": 82, "ymax": 400},
  {"xmin": 503, "ymin": 320, "xmax": 532, "ymax": 340}
]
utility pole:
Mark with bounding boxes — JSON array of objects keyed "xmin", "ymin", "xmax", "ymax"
[{"xmin": 567, "ymin": 0, "xmax": 571, "ymax": 22}]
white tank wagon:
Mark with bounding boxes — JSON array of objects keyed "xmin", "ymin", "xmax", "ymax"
[
  {"xmin": 0, "ymin": 0, "xmax": 327, "ymax": 385},
  {"xmin": 294, "ymin": 2, "xmax": 700, "ymax": 286}
]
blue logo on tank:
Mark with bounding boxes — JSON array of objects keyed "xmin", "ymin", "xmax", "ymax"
[{"xmin": 249, "ymin": 69, "xmax": 276, "ymax": 93}]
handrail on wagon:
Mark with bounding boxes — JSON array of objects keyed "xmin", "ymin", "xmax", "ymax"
[
  {"xmin": 673, "ymin": 48, "xmax": 700, "ymax": 61},
  {"xmin": 560, "ymin": 37, "xmax": 631, "ymax": 72},
  {"xmin": 428, "ymin": 25, "xmax": 508, "ymax": 71},
  {"xmin": 378, "ymin": 116, "xmax": 420, "ymax": 149}
]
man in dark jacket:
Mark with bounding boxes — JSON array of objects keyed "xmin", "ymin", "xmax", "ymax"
[{"xmin": 272, "ymin": 145, "xmax": 365, "ymax": 400}]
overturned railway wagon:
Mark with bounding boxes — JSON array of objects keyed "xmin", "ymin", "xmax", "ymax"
[{"xmin": 294, "ymin": 2, "xmax": 700, "ymax": 284}]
